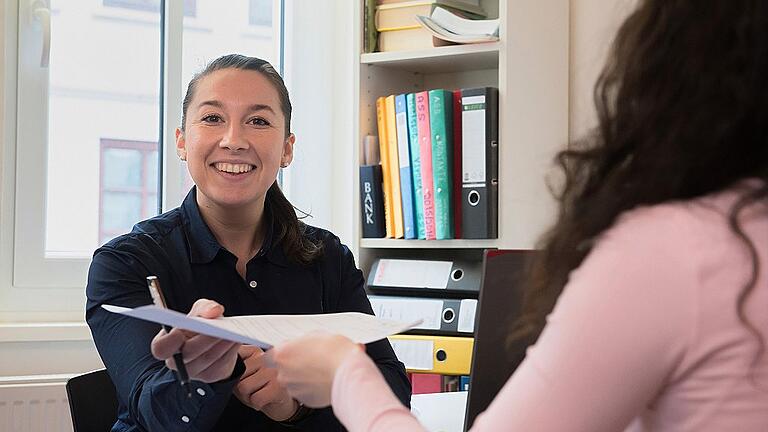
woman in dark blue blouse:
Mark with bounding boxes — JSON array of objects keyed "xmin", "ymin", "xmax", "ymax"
[{"xmin": 85, "ymin": 54, "xmax": 411, "ymax": 432}]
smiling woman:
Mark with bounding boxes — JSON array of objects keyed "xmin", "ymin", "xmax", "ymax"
[
  {"xmin": 176, "ymin": 60, "xmax": 298, "ymax": 276},
  {"xmin": 84, "ymin": 54, "xmax": 411, "ymax": 432}
]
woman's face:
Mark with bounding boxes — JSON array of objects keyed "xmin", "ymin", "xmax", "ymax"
[{"xmin": 176, "ymin": 68, "xmax": 294, "ymax": 210}]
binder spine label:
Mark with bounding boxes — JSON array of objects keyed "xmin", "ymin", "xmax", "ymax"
[
  {"xmin": 461, "ymin": 95, "xmax": 487, "ymax": 184},
  {"xmin": 360, "ymin": 165, "xmax": 386, "ymax": 238}
]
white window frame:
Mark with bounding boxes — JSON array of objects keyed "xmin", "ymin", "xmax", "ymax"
[{"xmin": 0, "ymin": 0, "xmax": 286, "ymax": 321}]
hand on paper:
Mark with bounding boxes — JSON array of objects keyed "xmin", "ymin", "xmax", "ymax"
[
  {"xmin": 151, "ymin": 299, "xmax": 241, "ymax": 383},
  {"xmin": 234, "ymin": 345, "xmax": 299, "ymax": 421},
  {"xmin": 271, "ymin": 333, "xmax": 363, "ymax": 408}
]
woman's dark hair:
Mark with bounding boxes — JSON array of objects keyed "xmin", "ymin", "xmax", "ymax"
[
  {"xmin": 511, "ymin": 1, "xmax": 768, "ymax": 359},
  {"xmin": 181, "ymin": 54, "xmax": 322, "ymax": 265}
]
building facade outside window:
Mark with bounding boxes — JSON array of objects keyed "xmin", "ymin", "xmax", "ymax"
[{"xmin": 99, "ymin": 139, "xmax": 159, "ymax": 246}]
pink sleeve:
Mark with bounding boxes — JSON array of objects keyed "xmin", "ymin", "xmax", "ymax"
[
  {"xmin": 332, "ymin": 348, "xmax": 427, "ymax": 432},
  {"xmin": 333, "ymin": 207, "xmax": 696, "ymax": 432},
  {"xmin": 471, "ymin": 207, "xmax": 695, "ymax": 431}
]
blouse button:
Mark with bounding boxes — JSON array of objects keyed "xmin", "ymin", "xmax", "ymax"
[
  {"xmin": 249, "ymin": 280, "xmax": 258, "ymax": 288},
  {"xmin": 196, "ymin": 388, "xmax": 206, "ymax": 396},
  {"xmin": 181, "ymin": 415, "xmax": 190, "ymax": 423}
]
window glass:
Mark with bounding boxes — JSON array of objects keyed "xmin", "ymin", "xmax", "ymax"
[
  {"xmin": 145, "ymin": 149, "xmax": 159, "ymax": 193},
  {"xmin": 176, "ymin": 0, "xmax": 280, "ymax": 192},
  {"xmin": 101, "ymin": 192, "xmax": 142, "ymax": 236},
  {"xmin": 45, "ymin": 2, "xmax": 161, "ymax": 257},
  {"xmin": 103, "ymin": 148, "xmax": 143, "ymax": 189},
  {"xmin": 103, "ymin": 0, "xmax": 197, "ymax": 17},
  {"xmin": 249, "ymin": 0, "xmax": 272, "ymax": 26},
  {"xmin": 99, "ymin": 140, "xmax": 158, "ymax": 244}
]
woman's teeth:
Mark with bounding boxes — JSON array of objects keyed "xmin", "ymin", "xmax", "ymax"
[{"xmin": 214, "ymin": 162, "xmax": 253, "ymax": 174}]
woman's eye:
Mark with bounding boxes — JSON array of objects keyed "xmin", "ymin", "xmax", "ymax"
[
  {"xmin": 248, "ymin": 117, "xmax": 270, "ymax": 126},
  {"xmin": 202, "ymin": 114, "xmax": 222, "ymax": 123}
]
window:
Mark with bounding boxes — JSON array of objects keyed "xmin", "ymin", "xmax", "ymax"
[
  {"xmin": 3, "ymin": 0, "xmax": 283, "ymax": 317},
  {"xmin": 99, "ymin": 139, "xmax": 159, "ymax": 245},
  {"xmin": 249, "ymin": 0, "xmax": 272, "ymax": 26}
]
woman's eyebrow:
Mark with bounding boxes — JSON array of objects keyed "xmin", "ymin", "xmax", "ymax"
[
  {"xmin": 196, "ymin": 100, "xmax": 224, "ymax": 110},
  {"xmin": 195, "ymin": 100, "xmax": 275, "ymax": 115},
  {"xmin": 247, "ymin": 104, "xmax": 276, "ymax": 115}
]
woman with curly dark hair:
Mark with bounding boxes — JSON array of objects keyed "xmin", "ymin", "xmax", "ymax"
[{"xmin": 266, "ymin": 1, "xmax": 768, "ymax": 430}]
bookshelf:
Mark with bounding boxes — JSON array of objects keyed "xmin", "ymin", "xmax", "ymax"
[
  {"xmin": 352, "ymin": 0, "xmax": 569, "ymax": 273},
  {"xmin": 360, "ymin": 42, "xmax": 501, "ymax": 74},
  {"xmin": 360, "ymin": 238, "xmax": 498, "ymax": 249}
]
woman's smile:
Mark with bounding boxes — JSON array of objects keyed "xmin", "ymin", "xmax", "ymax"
[
  {"xmin": 209, "ymin": 161, "xmax": 258, "ymax": 184},
  {"xmin": 213, "ymin": 162, "xmax": 255, "ymax": 174}
]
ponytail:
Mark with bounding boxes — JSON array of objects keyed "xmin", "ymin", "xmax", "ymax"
[{"xmin": 266, "ymin": 182, "xmax": 323, "ymax": 265}]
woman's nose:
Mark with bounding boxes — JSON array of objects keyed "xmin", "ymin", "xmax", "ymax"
[{"xmin": 219, "ymin": 124, "xmax": 248, "ymax": 151}]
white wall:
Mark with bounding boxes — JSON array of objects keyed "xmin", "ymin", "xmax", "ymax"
[{"xmin": 569, "ymin": 0, "xmax": 637, "ymax": 139}]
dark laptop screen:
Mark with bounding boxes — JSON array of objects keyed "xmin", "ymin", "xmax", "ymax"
[{"xmin": 464, "ymin": 249, "xmax": 536, "ymax": 430}]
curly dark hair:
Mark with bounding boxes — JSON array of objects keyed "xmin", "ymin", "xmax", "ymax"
[{"xmin": 511, "ymin": 1, "xmax": 768, "ymax": 359}]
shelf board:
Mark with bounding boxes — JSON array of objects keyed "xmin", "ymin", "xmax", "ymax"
[
  {"xmin": 360, "ymin": 238, "xmax": 498, "ymax": 249},
  {"xmin": 360, "ymin": 42, "xmax": 500, "ymax": 74}
]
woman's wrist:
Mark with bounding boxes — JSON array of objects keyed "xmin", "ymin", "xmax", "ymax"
[
  {"xmin": 331, "ymin": 346, "xmax": 367, "ymax": 405},
  {"xmin": 279, "ymin": 399, "xmax": 313, "ymax": 424}
]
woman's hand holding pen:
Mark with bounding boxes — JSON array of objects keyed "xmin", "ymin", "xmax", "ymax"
[
  {"xmin": 151, "ymin": 299, "xmax": 241, "ymax": 383},
  {"xmin": 234, "ymin": 345, "xmax": 299, "ymax": 421},
  {"xmin": 269, "ymin": 333, "xmax": 363, "ymax": 408}
]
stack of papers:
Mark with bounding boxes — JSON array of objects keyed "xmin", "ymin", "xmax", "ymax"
[
  {"xmin": 416, "ymin": 7, "xmax": 500, "ymax": 44},
  {"xmin": 103, "ymin": 304, "xmax": 421, "ymax": 349}
]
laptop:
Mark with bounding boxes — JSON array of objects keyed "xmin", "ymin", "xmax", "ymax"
[{"xmin": 464, "ymin": 249, "xmax": 537, "ymax": 430}]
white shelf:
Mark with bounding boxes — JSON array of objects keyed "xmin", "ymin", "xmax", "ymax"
[
  {"xmin": 360, "ymin": 42, "xmax": 500, "ymax": 74},
  {"xmin": 352, "ymin": 0, "xmax": 569, "ymax": 264},
  {"xmin": 360, "ymin": 239, "xmax": 499, "ymax": 249}
]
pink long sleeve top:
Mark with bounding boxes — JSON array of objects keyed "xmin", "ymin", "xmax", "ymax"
[{"xmin": 332, "ymin": 184, "xmax": 768, "ymax": 431}]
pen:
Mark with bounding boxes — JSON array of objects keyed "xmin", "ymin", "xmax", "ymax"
[{"xmin": 146, "ymin": 276, "xmax": 193, "ymax": 398}]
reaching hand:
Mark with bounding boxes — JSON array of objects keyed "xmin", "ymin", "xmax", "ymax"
[
  {"xmin": 150, "ymin": 299, "xmax": 241, "ymax": 383},
  {"xmin": 234, "ymin": 345, "xmax": 299, "ymax": 421},
  {"xmin": 270, "ymin": 333, "xmax": 362, "ymax": 408}
]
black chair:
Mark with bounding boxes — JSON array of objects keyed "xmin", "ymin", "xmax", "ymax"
[{"xmin": 66, "ymin": 369, "xmax": 118, "ymax": 432}]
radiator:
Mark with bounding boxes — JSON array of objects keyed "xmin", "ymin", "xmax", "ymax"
[{"xmin": 0, "ymin": 375, "xmax": 73, "ymax": 432}]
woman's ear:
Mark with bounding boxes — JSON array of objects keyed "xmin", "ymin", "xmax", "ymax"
[
  {"xmin": 281, "ymin": 133, "xmax": 296, "ymax": 168},
  {"xmin": 175, "ymin": 128, "xmax": 187, "ymax": 161}
]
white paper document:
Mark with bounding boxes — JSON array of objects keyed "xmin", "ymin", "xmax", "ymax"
[
  {"xmin": 103, "ymin": 304, "xmax": 421, "ymax": 349},
  {"xmin": 415, "ymin": 15, "xmax": 499, "ymax": 44}
]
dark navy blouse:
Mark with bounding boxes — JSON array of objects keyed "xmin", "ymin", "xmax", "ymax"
[{"xmin": 86, "ymin": 188, "xmax": 410, "ymax": 431}]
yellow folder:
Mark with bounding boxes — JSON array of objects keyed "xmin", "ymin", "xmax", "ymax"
[
  {"xmin": 375, "ymin": 97, "xmax": 394, "ymax": 238},
  {"xmin": 389, "ymin": 335, "xmax": 473, "ymax": 375}
]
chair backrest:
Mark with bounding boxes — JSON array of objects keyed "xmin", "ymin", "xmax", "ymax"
[{"xmin": 66, "ymin": 369, "xmax": 118, "ymax": 432}]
